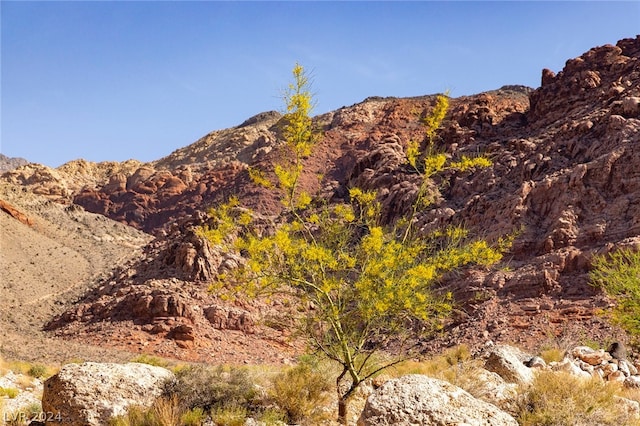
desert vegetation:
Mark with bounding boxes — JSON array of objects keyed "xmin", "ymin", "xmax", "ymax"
[
  {"xmin": 591, "ymin": 247, "xmax": 640, "ymax": 346},
  {"xmin": 198, "ymin": 63, "xmax": 507, "ymax": 423},
  {"xmin": 101, "ymin": 344, "xmax": 640, "ymax": 426}
]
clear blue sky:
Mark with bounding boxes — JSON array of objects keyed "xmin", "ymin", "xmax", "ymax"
[{"xmin": 2, "ymin": 1, "xmax": 639, "ymax": 168}]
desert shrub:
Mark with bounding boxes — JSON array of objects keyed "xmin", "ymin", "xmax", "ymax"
[
  {"xmin": 391, "ymin": 345, "xmax": 473, "ymax": 378},
  {"xmin": 257, "ymin": 408, "xmax": 288, "ymax": 424},
  {"xmin": 165, "ymin": 365, "xmax": 256, "ymax": 412},
  {"xmin": 268, "ymin": 360, "xmax": 333, "ymax": 424},
  {"xmin": 517, "ymin": 370, "xmax": 640, "ymax": 426},
  {"xmin": 26, "ymin": 364, "xmax": 47, "ymax": 378},
  {"xmin": 591, "ymin": 247, "xmax": 640, "ymax": 339},
  {"xmin": 109, "ymin": 396, "xmax": 181, "ymax": 426},
  {"xmin": 211, "ymin": 404, "xmax": 248, "ymax": 426},
  {"xmin": 152, "ymin": 396, "xmax": 181, "ymax": 426},
  {"xmin": 109, "ymin": 405, "xmax": 155, "ymax": 426},
  {"xmin": 180, "ymin": 407, "xmax": 206, "ymax": 426}
]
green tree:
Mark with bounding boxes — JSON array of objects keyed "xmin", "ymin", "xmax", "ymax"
[{"xmin": 200, "ymin": 64, "xmax": 505, "ymax": 424}]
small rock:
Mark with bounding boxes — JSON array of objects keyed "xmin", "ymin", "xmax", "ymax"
[
  {"xmin": 484, "ymin": 345, "xmax": 534, "ymax": 385},
  {"xmin": 607, "ymin": 342, "xmax": 627, "ymax": 360},
  {"xmin": 624, "ymin": 376, "xmax": 640, "ymax": 389},
  {"xmin": 608, "ymin": 370, "xmax": 627, "ymax": 383}
]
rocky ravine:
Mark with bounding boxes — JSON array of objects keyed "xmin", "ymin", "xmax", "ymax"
[{"xmin": 1, "ymin": 36, "xmax": 639, "ymax": 362}]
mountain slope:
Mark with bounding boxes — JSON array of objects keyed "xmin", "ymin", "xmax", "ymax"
[{"xmin": 2, "ymin": 36, "xmax": 639, "ymax": 361}]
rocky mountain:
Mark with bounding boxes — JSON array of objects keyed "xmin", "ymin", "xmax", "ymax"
[
  {"xmin": 1, "ymin": 36, "xmax": 639, "ymax": 363},
  {"xmin": 0, "ymin": 153, "xmax": 29, "ymax": 174}
]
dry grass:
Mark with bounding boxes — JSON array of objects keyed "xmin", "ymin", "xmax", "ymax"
[
  {"xmin": 538, "ymin": 347, "xmax": 565, "ymax": 364},
  {"xmin": 517, "ymin": 370, "xmax": 640, "ymax": 426},
  {"xmin": 268, "ymin": 362, "xmax": 333, "ymax": 425}
]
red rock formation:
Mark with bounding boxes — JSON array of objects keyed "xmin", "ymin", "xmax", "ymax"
[
  {"xmin": 37, "ymin": 36, "xmax": 640, "ymax": 358},
  {"xmin": 0, "ymin": 199, "xmax": 33, "ymax": 226}
]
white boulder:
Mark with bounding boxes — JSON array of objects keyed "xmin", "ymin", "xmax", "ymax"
[
  {"xmin": 42, "ymin": 362, "xmax": 174, "ymax": 426},
  {"xmin": 357, "ymin": 374, "xmax": 518, "ymax": 426}
]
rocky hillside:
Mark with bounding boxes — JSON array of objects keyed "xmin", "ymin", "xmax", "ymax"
[{"xmin": 2, "ymin": 36, "xmax": 639, "ymax": 362}]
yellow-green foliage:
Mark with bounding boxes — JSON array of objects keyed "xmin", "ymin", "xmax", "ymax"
[
  {"xmin": 0, "ymin": 387, "xmax": 19, "ymax": 398},
  {"xmin": 249, "ymin": 62, "xmax": 318, "ymax": 212},
  {"xmin": 211, "ymin": 405, "xmax": 247, "ymax": 426},
  {"xmin": 180, "ymin": 407, "xmax": 206, "ymax": 426},
  {"xmin": 517, "ymin": 370, "xmax": 640, "ymax": 426},
  {"xmin": 0, "ymin": 359, "xmax": 57, "ymax": 380},
  {"xmin": 423, "ymin": 93, "xmax": 450, "ymax": 145},
  {"xmin": 130, "ymin": 354, "xmax": 171, "ymax": 368},
  {"xmin": 539, "ymin": 347, "xmax": 566, "ymax": 364},
  {"xmin": 591, "ymin": 247, "xmax": 640, "ymax": 337},
  {"xmin": 202, "ymin": 64, "xmax": 507, "ymax": 424}
]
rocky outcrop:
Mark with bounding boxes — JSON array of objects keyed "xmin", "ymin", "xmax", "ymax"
[
  {"xmin": 358, "ymin": 374, "xmax": 518, "ymax": 426},
  {"xmin": 0, "ymin": 199, "xmax": 33, "ymax": 226},
  {"xmin": 44, "ymin": 212, "xmax": 294, "ymax": 363},
  {"xmin": 42, "ymin": 362, "xmax": 174, "ymax": 426}
]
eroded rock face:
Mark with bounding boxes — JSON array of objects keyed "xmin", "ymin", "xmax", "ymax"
[
  {"xmin": 42, "ymin": 362, "xmax": 174, "ymax": 426},
  {"xmin": 357, "ymin": 374, "xmax": 518, "ymax": 426}
]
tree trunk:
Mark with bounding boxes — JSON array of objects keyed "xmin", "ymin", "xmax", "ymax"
[{"xmin": 338, "ymin": 397, "xmax": 348, "ymax": 425}]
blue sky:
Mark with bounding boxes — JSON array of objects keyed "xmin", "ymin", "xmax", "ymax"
[{"xmin": 2, "ymin": 2, "xmax": 639, "ymax": 168}]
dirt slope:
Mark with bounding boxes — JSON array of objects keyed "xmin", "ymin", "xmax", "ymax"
[{"xmin": 0, "ymin": 182, "xmax": 151, "ymax": 364}]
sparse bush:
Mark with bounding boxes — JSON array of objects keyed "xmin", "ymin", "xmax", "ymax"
[
  {"xmin": 27, "ymin": 364, "xmax": 47, "ymax": 378},
  {"xmin": 391, "ymin": 345, "xmax": 473, "ymax": 378},
  {"xmin": 517, "ymin": 370, "xmax": 640, "ymax": 426},
  {"xmin": 152, "ymin": 396, "xmax": 182, "ymax": 426},
  {"xmin": 108, "ymin": 396, "xmax": 181, "ymax": 426},
  {"xmin": 268, "ymin": 361, "xmax": 333, "ymax": 424},
  {"xmin": 165, "ymin": 365, "xmax": 256, "ymax": 412},
  {"xmin": 257, "ymin": 408, "xmax": 288, "ymax": 425},
  {"xmin": 109, "ymin": 405, "xmax": 155, "ymax": 426},
  {"xmin": 211, "ymin": 404, "xmax": 247, "ymax": 426},
  {"xmin": 180, "ymin": 407, "xmax": 206, "ymax": 426}
]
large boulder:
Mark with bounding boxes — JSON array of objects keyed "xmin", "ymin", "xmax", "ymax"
[
  {"xmin": 357, "ymin": 374, "xmax": 518, "ymax": 426},
  {"xmin": 42, "ymin": 362, "xmax": 174, "ymax": 426},
  {"xmin": 484, "ymin": 345, "xmax": 535, "ymax": 384}
]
